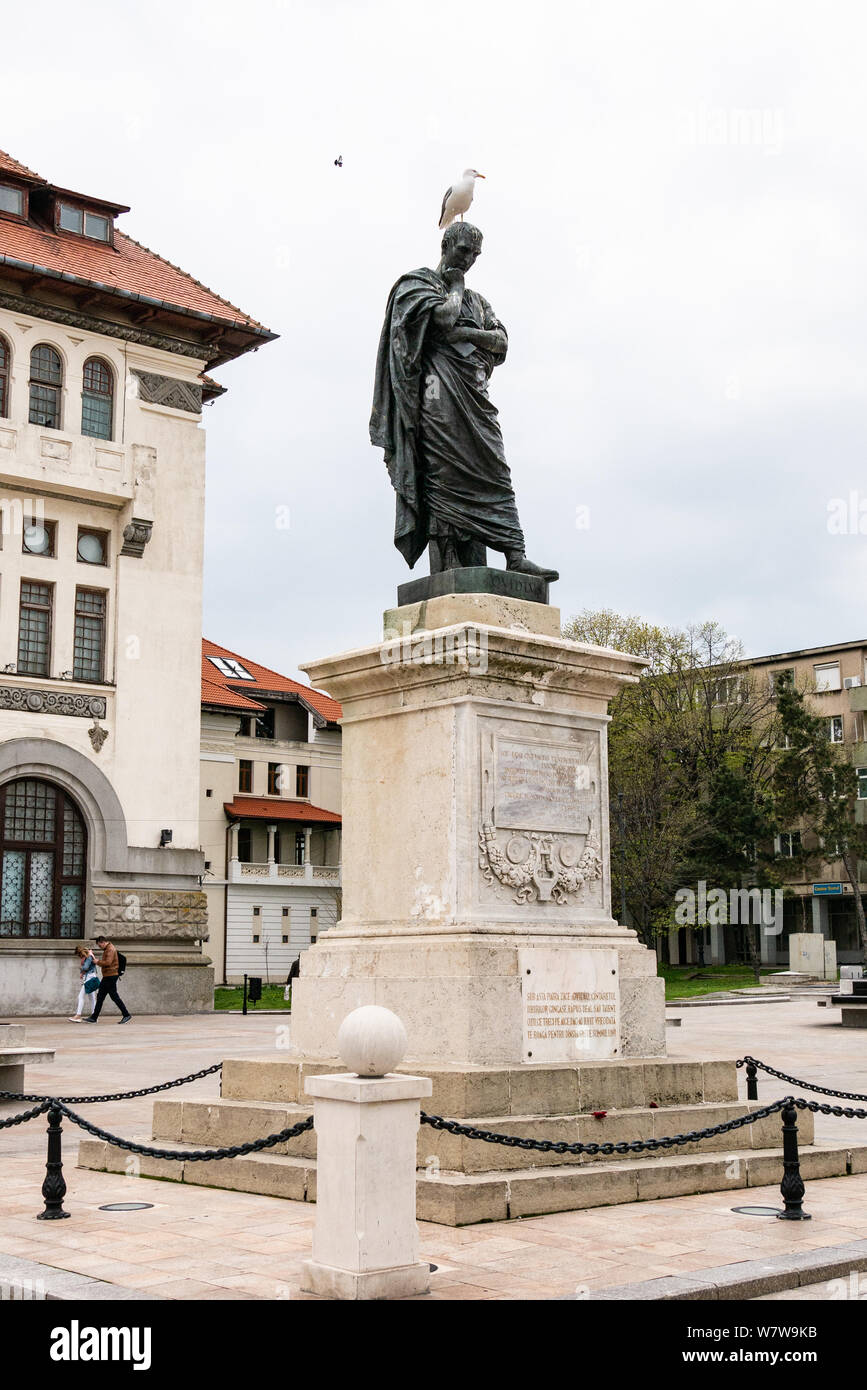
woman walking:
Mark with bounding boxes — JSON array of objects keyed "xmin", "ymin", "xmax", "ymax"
[{"xmin": 70, "ymin": 945, "xmax": 99, "ymax": 1021}]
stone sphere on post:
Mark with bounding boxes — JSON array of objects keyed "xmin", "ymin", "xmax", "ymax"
[{"xmin": 337, "ymin": 1005, "xmax": 408, "ymax": 1077}]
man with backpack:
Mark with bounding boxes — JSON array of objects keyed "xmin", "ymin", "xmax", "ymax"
[{"xmin": 85, "ymin": 936, "xmax": 132, "ymax": 1024}]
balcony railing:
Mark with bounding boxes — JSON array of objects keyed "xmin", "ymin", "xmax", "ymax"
[{"xmin": 228, "ymin": 860, "xmax": 341, "ymax": 885}]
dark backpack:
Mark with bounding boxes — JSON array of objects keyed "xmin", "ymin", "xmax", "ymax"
[{"xmin": 116, "ymin": 951, "xmax": 127, "ymax": 978}]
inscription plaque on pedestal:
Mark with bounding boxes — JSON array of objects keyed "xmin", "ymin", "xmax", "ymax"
[{"xmin": 519, "ymin": 947, "xmax": 620, "ymax": 1063}]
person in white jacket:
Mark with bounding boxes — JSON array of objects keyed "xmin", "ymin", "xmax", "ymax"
[{"xmin": 70, "ymin": 945, "xmax": 98, "ymax": 1020}]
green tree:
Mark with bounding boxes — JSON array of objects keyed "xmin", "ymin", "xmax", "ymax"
[
  {"xmin": 563, "ymin": 610, "xmax": 781, "ymax": 955},
  {"xmin": 774, "ymin": 681, "xmax": 867, "ymax": 965}
]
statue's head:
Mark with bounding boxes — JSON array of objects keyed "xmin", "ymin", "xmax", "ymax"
[{"xmin": 441, "ymin": 221, "xmax": 483, "ymax": 272}]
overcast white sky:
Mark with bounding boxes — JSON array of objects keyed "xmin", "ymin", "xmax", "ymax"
[{"xmin": 6, "ymin": 1, "xmax": 867, "ymax": 680}]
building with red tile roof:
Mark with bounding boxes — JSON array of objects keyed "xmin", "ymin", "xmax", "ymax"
[
  {"xmin": 0, "ymin": 148, "xmax": 275, "ymax": 375},
  {"xmin": 0, "ymin": 153, "xmax": 277, "ymax": 1014},
  {"xmin": 199, "ymin": 641, "xmax": 343, "ymax": 984}
]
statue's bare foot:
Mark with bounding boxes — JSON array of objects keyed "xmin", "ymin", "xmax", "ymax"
[{"xmin": 506, "ymin": 552, "xmax": 559, "ymax": 582}]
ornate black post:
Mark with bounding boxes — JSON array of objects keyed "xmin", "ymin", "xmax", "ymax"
[
  {"xmin": 37, "ymin": 1104, "xmax": 70, "ymax": 1221},
  {"xmin": 746, "ymin": 1060, "xmax": 758, "ymax": 1101},
  {"xmin": 777, "ymin": 1100, "xmax": 811, "ymax": 1221}
]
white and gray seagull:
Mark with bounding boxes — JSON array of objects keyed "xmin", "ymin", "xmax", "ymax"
[{"xmin": 438, "ymin": 168, "xmax": 485, "ymax": 229}]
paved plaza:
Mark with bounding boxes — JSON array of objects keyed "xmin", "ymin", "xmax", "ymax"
[{"xmin": 1, "ymin": 999, "xmax": 866, "ymax": 1300}]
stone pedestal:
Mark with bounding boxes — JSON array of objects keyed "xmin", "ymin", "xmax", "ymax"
[
  {"xmin": 301, "ymin": 1070, "xmax": 432, "ymax": 1299},
  {"xmin": 292, "ymin": 595, "xmax": 665, "ymax": 1068}
]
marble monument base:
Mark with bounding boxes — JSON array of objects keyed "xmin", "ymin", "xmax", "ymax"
[{"xmin": 292, "ymin": 593, "xmax": 666, "ymax": 1070}]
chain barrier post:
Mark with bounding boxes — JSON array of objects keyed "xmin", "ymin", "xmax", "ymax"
[
  {"xmin": 302, "ymin": 1006, "xmax": 432, "ymax": 1300},
  {"xmin": 746, "ymin": 1059, "xmax": 758, "ymax": 1101},
  {"xmin": 777, "ymin": 1100, "xmax": 811, "ymax": 1221},
  {"xmin": 242, "ymin": 974, "xmax": 248, "ymax": 1017},
  {"xmin": 37, "ymin": 1103, "xmax": 70, "ymax": 1221}
]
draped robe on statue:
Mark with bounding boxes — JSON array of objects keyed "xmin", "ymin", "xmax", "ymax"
[{"xmin": 370, "ymin": 268, "xmax": 525, "ymax": 568}]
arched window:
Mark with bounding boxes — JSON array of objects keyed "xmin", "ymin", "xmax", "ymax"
[
  {"xmin": 29, "ymin": 345, "xmax": 63, "ymax": 430},
  {"xmin": 81, "ymin": 357, "xmax": 113, "ymax": 440},
  {"xmin": 0, "ymin": 335, "xmax": 9, "ymax": 418},
  {"xmin": 0, "ymin": 779, "xmax": 87, "ymax": 938}
]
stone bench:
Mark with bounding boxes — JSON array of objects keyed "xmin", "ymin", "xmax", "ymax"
[
  {"xmin": 817, "ymin": 996, "xmax": 867, "ymax": 1028},
  {"xmin": 0, "ymin": 1024, "xmax": 55, "ymax": 1097}
]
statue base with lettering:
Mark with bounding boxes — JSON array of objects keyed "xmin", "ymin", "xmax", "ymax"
[{"xmin": 291, "ymin": 594, "xmax": 666, "ymax": 1067}]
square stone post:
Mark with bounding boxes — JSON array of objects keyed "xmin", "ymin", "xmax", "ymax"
[{"xmin": 301, "ymin": 1008, "xmax": 432, "ymax": 1299}]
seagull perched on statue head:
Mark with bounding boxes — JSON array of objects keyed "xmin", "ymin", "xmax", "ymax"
[{"xmin": 438, "ymin": 168, "xmax": 485, "ymax": 229}]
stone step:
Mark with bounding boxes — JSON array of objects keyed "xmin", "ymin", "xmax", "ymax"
[
  {"xmin": 220, "ymin": 1055, "xmax": 739, "ymax": 1116},
  {"xmin": 152, "ymin": 1096, "xmax": 812, "ymax": 1169},
  {"xmin": 0, "ymin": 1025, "xmax": 26, "ymax": 1047},
  {"xmin": 76, "ymin": 1137, "xmax": 867, "ymax": 1226}
]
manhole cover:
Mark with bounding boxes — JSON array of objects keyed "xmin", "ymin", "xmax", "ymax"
[
  {"xmin": 98, "ymin": 1202, "xmax": 154, "ymax": 1212},
  {"xmin": 731, "ymin": 1205, "xmax": 781, "ymax": 1217}
]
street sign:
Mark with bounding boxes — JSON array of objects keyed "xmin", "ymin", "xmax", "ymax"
[{"xmin": 813, "ymin": 882, "xmax": 843, "ymax": 896}]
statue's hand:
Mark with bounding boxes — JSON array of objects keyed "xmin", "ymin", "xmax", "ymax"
[{"xmin": 442, "ymin": 267, "xmax": 465, "ymax": 292}]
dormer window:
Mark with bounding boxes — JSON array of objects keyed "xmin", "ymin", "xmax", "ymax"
[
  {"xmin": 57, "ymin": 203, "xmax": 110, "ymax": 242},
  {"xmin": 0, "ymin": 184, "xmax": 25, "ymax": 219}
]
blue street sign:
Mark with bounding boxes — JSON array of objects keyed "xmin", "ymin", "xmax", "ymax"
[{"xmin": 813, "ymin": 882, "xmax": 843, "ymax": 896}]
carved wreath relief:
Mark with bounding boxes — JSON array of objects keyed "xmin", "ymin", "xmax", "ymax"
[
  {"xmin": 478, "ymin": 732, "xmax": 604, "ymax": 906},
  {"xmin": 479, "ymin": 820, "xmax": 602, "ymax": 903}
]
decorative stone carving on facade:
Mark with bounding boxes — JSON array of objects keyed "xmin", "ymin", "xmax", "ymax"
[
  {"xmin": 0, "ymin": 687, "xmax": 106, "ymax": 719},
  {"xmin": 120, "ymin": 518, "xmax": 153, "ymax": 558},
  {"xmin": 478, "ymin": 821, "xmax": 603, "ymax": 904},
  {"xmin": 0, "ymin": 289, "xmax": 221, "ymax": 364},
  {"xmin": 277, "ymin": 866, "xmax": 305, "ymax": 878},
  {"xmin": 91, "ymin": 889, "xmax": 208, "ymax": 939},
  {"xmin": 312, "ymin": 867, "xmax": 340, "ymax": 881},
  {"xmin": 88, "ymin": 721, "xmax": 109, "ymax": 752},
  {"xmin": 131, "ymin": 370, "xmax": 203, "ymax": 414}
]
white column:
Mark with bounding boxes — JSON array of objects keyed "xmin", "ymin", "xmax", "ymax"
[
  {"xmin": 304, "ymin": 826, "xmax": 312, "ymax": 865},
  {"xmin": 228, "ymin": 822, "xmax": 240, "ymax": 862},
  {"xmin": 302, "ymin": 1006, "xmax": 432, "ymax": 1301},
  {"xmin": 267, "ymin": 823, "xmax": 277, "ymax": 878}
]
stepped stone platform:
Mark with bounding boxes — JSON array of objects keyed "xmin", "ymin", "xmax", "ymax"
[
  {"xmin": 77, "ymin": 1054, "xmax": 867, "ymax": 1225},
  {"xmin": 0, "ymin": 1023, "xmax": 54, "ymax": 1097}
]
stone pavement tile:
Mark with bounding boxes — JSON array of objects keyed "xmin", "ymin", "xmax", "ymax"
[
  {"xmin": 142, "ymin": 1278, "xmax": 233, "ymax": 1299},
  {"xmin": 198, "ymin": 1273, "xmax": 298, "ymax": 1298}
]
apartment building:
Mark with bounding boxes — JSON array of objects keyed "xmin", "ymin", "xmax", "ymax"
[{"xmin": 200, "ymin": 640, "xmax": 342, "ymax": 984}]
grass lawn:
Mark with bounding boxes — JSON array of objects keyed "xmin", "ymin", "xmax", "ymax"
[
  {"xmin": 660, "ymin": 964, "xmax": 776, "ymax": 1001},
  {"xmin": 214, "ymin": 984, "xmax": 292, "ymax": 1011}
]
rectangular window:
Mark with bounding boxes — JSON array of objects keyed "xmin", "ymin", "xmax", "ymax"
[
  {"xmin": 295, "ymin": 831, "xmax": 306, "ymax": 865},
  {"xmin": 59, "ymin": 204, "xmax": 83, "ymax": 234},
  {"xmin": 296, "ymin": 765, "xmax": 309, "ymax": 798},
  {"xmin": 829, "ymin": 715, "xmax": 844, "ymax": 743},
  {"xmin": 267, "ymin": 763, "xmax": 280, "ymax": 795},
  {"xmin": 776, "ymin": 831, "xmax": 802, "ymax": 858},
  {"xmin": 84, "ymin": 212, "xmax": 109, "ymax": 241},
  {"xmin": 73, "ymin": 588, "xmax": 106, "ymax": 682},
  {"xmin": 237, "ymin": 827, "xmax": 252, "ymax": 862},
  {"xmin": 238, "ymin": 760, "xmax": 252, "ymax": 793},
  {"xmin": 282, "ymin": 906, "xmax": 289, "ymax": 917},
  {"xmin": 857, "ymin": 769, "xmax": 867, "ymax": 800},
  {"xmin": 0, "ymin": 185, "xmax": 24, "ymax": 217},
  {"xmin": 18, "ymin": 581, "xmax": 52, "ymax": 676},
  {"xmin": 253, "ymin": 906, "xmax": 261, "ymax": 917},
  {"xmin": 22, "ymin": 519, "xmax": 56, "ymax": 557},
  {"xmin": 814, "ymin": 662, "xmax": 841, "ymax": 692}
]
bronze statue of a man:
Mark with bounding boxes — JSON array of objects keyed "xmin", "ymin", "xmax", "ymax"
[{"xmin": 370, "ymin": 223, "xmax": 557, "ymax": 579}]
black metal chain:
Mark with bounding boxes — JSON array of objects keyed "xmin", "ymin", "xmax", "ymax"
[
  {"xmin": 793, "ymin": 1097, "xmax": 867, "ymax": 1120},
  {"xmin": 0, "ymin": 1101, "xmax": 51, "ymax": 1130},
  {"xmin": 738, "ymin": 1056, "xmax": 867, "ymax": 1103},
  {"xmin": 55, "ymin": 1104, "xmax": 314, "ymax": 1162},
  {"xmin": 0, "ymin": 1061, "xmax": 223, "ymax": 1105},
  {"xmin": 420, "ymin": 1097, "xmax": 789, "ymax": 1155}
]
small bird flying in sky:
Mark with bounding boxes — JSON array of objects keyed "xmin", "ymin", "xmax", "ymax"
[
  {"xmin": 438, "ymin": 168, "xmax": 485, "ymax": 229},
  {"xmin": 334, "ymin": 155, "xmax": 343, "ymax": 167}
]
